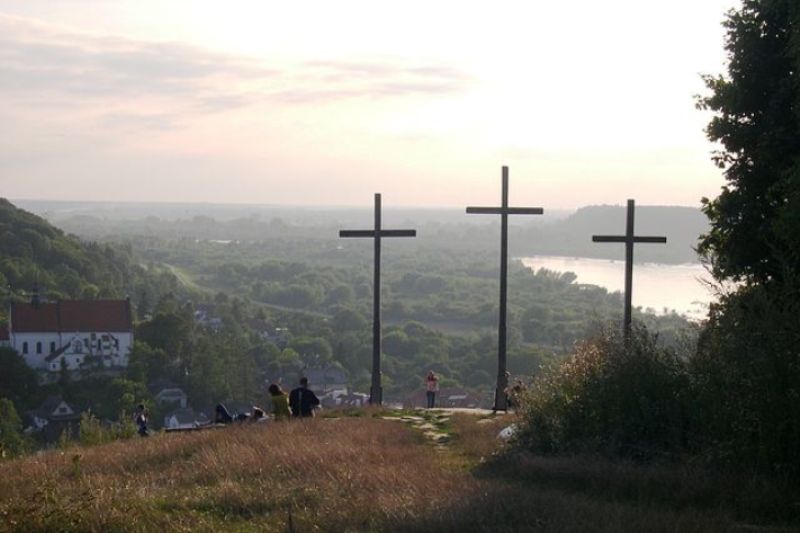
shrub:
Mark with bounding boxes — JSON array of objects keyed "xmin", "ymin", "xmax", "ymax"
[
  {"xmin": 692, "ymin": 284, "xmax": 800, "ymax": 476},
  {"xmin": 517, "ymin": 325, "xmax": 692, "ymax": 458}
]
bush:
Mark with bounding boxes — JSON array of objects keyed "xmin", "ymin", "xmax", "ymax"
[
  {"xmin": 517, "ymin": 325, "xmax": 692, "ymax": 458},
  {"xmin": 693, "ymin": 284, "xmax": 800, "ymax": 476},
  {"xmin": 78, "ymin": 412, "xmax": 138, "ymax": 447}
]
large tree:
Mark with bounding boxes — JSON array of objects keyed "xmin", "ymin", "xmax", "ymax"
[{"xmin": 697, "ymin": 0, "xmax": 800, "ymax": 284}]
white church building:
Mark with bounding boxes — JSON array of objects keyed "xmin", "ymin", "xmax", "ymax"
[{"xmin": 8, "ymin": 296, "xmax": 134, "ymax": 378}]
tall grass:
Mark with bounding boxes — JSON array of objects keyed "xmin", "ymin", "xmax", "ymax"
[
  {"xmin": 0, "ymin": 411, "xmax": 793, "ymax": 532},
  {"xmin": 0, "ymin": 417, "xmax": 473, "ymax": 532}
]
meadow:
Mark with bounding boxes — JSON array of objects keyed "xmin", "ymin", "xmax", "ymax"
[{"xmin": 0, "ymin": 410, "xmax": 792, "ymax": 532}]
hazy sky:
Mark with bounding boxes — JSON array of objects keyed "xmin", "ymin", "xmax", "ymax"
[{"xmin": 0, "ymin": 1, "xmax": 738, "ymax": 208}]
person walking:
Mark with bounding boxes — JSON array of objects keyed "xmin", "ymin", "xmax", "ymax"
[
  {"xmin": 425, "ymin": 371, "xmax": 439, "ymax": 409},
  {"xmin": 134, "ymin": 404, "xmax": 149, "ymax": 437},
  {"xmin": 289, "ymin": 377, "xmax": 320, "ymax": 418},
  {"xmin": 268, "ymin": 383, "xmax": 291, "ymax": 420}
]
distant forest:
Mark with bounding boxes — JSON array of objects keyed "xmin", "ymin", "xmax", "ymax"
[{"xmin": 18, "ymin": 201, "xmax": 707, "ymax": 264}]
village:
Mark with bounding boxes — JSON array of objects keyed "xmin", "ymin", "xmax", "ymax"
[{"xmin": 1, "ymin": 287, "xmax": 486, "ymax": 442}]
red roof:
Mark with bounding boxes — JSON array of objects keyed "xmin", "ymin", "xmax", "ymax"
[{"xmin": 11, "ymin": 300, "xmax": 132, "ymax": 333}]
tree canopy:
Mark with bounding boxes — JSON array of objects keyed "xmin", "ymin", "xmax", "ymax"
[{"xmin": 697, "ymin": 0, "xmax": 800, "ymax": 284}]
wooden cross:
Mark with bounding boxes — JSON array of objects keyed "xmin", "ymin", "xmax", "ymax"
[
  {"xmin": 466, "ymin": 166, "xmax": 543, "ymax": 411},
  {"xmin": 340, "ymin": 193, "xmax": 416, "ymax": 406},
  {"xmin": 592, "ymin": 199, "xmax": 667, "ymax": 341}
]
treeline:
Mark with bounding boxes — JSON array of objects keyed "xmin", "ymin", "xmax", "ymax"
[{"xmin": 39, "ymin": 203, "xmax": 706, "ymax": 264}]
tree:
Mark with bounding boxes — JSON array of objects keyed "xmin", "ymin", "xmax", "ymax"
[
  {"xmin": 0, "ymin": 348, "xmax": 38, "ymax": 408},
  {"xmin": 693, "ymin": 1, "xmax": 800, "ymax": 475},
  {"xmin": 0, "ymin": 398, "xmax": 27, "ymax": 458},
  {"xmin": 696, "ymin": 0, "xmax": 800, "ymax": 284}
]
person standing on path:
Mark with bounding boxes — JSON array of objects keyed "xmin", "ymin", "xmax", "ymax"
[
  {"xmin": 425, "ymin": 371, "xmax": 439, "ymax": 409},
  {"xmin": 289, "ymin": 377, "xmax": 320, "ymax": 418}
]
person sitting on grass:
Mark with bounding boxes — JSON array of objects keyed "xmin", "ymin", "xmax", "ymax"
[
  {"xmin": 215, "ymin": 403, "xmax": 233, "ymax": 424},
  {"xmin": 250, "ymin": 406, "xmax": 266, "ymax": 421},
  {"xmin": 289, "ymin": 377, "xmax": 320, "ymax": 418},
  {"xmin": 269, "ymin": 383, "xmax": 291, "ymax": 421}
]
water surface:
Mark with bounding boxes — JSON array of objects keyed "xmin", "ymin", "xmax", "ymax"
[{"xmin": 520, "ymin": 256, "xmax": 714, "ymax": 319}]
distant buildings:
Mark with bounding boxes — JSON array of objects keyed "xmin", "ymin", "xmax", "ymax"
[
  {"xmin": 403, "ymin": 388, "xmax": 483, "ymax": 409},
  {"xmin": 6, "ymin": 292, "xmax": 134, "ymax": 381},
  {"xmin": 163, "ymin": 407, "xmax": 209, "ymax": 430}
]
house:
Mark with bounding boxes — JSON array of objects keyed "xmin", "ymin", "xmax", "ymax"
[
  {"xmin": 163, "ymin": 407, "xmax": 209, "ymax": 430},
  {"xmin": 154, "ymin": 387, "xmax": 188, "ymax": 409},
  {"xmin": 194, "ymin": 304, "xmax": 222, "ymax": 332},
  {"xmin": 321, "ymin": 389, "xmax": 369, "ymax": 408},
  {"xmin": 24, "ymin": 395, "xmax": 82, "ymax": 442},
  {"xmin": 263, "ymin": 327, "xmax": 290, "ymax": 348},
  {"xmin": 8, "ymin": 293, "xmax": 133, "ymax": 379}
]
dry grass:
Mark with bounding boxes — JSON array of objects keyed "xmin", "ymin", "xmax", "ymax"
[
  {"xmin": 0, "ymin": 418, "xmax": 474, "ymax": 532},
  {"xmin": 0, "ymin": 412, "xmax": 795, "ymax": 532}
]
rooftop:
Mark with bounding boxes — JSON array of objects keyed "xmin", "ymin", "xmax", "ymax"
[{"xmin": 11, "ymin": 299, "xmax": 133, "ymax": 333}]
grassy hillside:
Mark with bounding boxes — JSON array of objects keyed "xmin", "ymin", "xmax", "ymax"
[
  {"xmin": 0, "ymin": 411, "xmax": 790, "ymax": 532},
  {"xmin": 0, "ymin": 198, "xmax": 180, "ymax": 311}
]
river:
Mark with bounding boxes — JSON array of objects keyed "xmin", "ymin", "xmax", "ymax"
[{"xmin": 519, "ymin": 256, "xmax": 715, "ymax": 319}]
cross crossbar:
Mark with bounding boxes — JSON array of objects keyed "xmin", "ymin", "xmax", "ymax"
[
  {"xmin": 466, "ymin": 207, "xmax": 544, "ymax": 215},
  {"xmin": 592, "ymin": 235, "xmax": 667, "ymax": 244},
  {"xmin": 339, "ymin": 229, "xmax": 417, "ymax": 238}
]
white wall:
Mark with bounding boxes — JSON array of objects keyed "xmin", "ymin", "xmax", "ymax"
[{"xmin": 11, "ymin": 332, "xmax": 61, "ymax": 369}]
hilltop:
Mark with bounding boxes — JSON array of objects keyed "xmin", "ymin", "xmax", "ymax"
[{"xmin": 0, "ymin": 411, "xmax": 789, "ymax": 533}]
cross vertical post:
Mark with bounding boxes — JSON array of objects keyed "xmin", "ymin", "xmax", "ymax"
[
  {"xmin": 340, "ymin": 193, "xmax": 416, "ymax": 406},
  {"xmin": 467, "ymin": 166, "xmax": 543, "ymax": 411},
  {"xmin": 372, "ymin": 193, "xmax": 382, "ymax": 405},
  {"xmin": 592, "ymin": 199, "xmax": 667, "ymax": 342}
]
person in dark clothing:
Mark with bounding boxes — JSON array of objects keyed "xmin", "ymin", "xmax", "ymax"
[
  {"xmin": 289, "ymin": 377, "xmax": 320, "ymax": 418},
  {"xmin": 134, "ymin": 404, "xmax": 149, "ymax": 437},
  {"xmin": 215, "ymin": 403, "xmax": 233, "ymax": 424}
]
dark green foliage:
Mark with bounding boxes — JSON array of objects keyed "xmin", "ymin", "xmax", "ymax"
[
  {"xmin": 0, "ymin": 348, "xmax": 39, "ymax": 409},
  {"xmin": 0, "ymin": 398, "xmax": 28, "ymax": 458},
  {"xmin": 696, "ymin": 0, "xmax": 800, "ymax": 284},
  {"xmin": 694, "ymin": 285, "xmax": 800, "ymax": 474},
  {"xmin": 690, "ymin": 0, "xmax": 800, "ymax": 477},
  {"xmin": 517, "ymin": 326, "xmax": 692, "ymax": 458}
]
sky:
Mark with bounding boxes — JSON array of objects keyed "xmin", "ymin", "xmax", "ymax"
[{"xmin": 0, "ymin": 0, "xmax": 739, "ymax": 208}]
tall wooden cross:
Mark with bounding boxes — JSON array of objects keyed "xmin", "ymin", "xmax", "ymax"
[
  {"xmin": 592, "ymin": 199, "xmax": 667, "ymax": 341},
  {"xmin": 467, "ymin": 166, "xmax": 543, "ymax": 411},
  {"xmin": 339, "ymin": 193, "xmax": 416, "ymax": 406}
]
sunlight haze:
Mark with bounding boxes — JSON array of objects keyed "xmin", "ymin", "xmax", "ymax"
[{"xmin": 0, "ymin": 0, "xmax": 739, "ymax": 207}]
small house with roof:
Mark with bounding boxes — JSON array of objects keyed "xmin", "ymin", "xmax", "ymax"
[
  {"xmin": 8, "ymin": 293, "xmax": 133, "ymax": 378},
  {"xmin": 24, "ymin": 395, "xmax": 82, "ymax": 442},
  {"xmin": 154, "ymin": 387, "xmax": 188, "ymax": 409}
]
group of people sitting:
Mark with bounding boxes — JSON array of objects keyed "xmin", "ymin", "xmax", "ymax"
[{"xmin": 213, "ymin": 377, "xmax": 321, "ymax": 425}]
